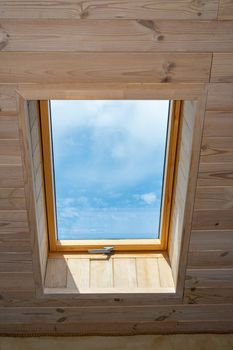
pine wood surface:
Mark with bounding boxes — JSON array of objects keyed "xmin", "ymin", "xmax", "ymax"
[{"xmin": 0, "ymin": 0, "xmax": 233, "ymax": 335}]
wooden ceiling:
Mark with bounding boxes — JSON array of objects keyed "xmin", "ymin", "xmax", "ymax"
[{"xmin": 0, "ymin": 0, "xmax": 233, "ymax": 335}]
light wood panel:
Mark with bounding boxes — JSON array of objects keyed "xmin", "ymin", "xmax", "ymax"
[
  {"xmin": 0, "ymin": 188, "xmax": 26, "ymax": 210},
  {"xmin": 0, "ymin": 1, "xmax": 219, "ymax": 20},
  {"xmin": 190, "ymin": 230, "xmax": 233, "ymax": 251},
  {"xmin": 187, "ymin": 251, "xmax": 233, "ymax": 269},
  {"xmin": 192, "ymin": 209, "xmax": 233, "ymax": 230},
  {"xmin": 207, "ymin": 84, "xmax": 233, "ymax": 111},
  {"xmin": 200, "ymin": 137, "xmax": 233, "ymax": 163},
  {"xmin": 0, "ymin": 20, "xmax": 232, "ymax": 52},
  {"xmin": 0, "ymin": 115, "xmax": 19, "ymax": 139},
  {"xmin": 0, "ymin": 85, "xmax": 17, "ymax": 114},
  {"xmin": 211, "ymin": 53, "xmax": 233, "ymax": 82},
  {"xmin": 218, "ymin": 0, "xmax": 233, "ymax": 19},
  {"xmin": 0, "ymin": 53, "xmax": 212, "ymax": 84},
  {"xmin": 203, "ymin": 111, "xmax": 233, "ymax": 137},
  {"xmin": 197, "ymin": 163, "xmax": 233, "ymax": 187},
  {"xmin": 195, "ymin": 187, "xmax": 233, "ymax": 210},
  {"xmin": 185, "ymin": 269, "xmax": 233, "ymax": 288}
]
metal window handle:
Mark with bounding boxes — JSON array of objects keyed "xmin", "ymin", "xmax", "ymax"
[{"xmin": 88, "ymin": 246, "xmax": 114, "ymax": 255}]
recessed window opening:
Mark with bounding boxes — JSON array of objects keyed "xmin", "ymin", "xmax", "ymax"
[{"xmin": 40, "ymin": 100, "xmax": 181, "ymax": 252}]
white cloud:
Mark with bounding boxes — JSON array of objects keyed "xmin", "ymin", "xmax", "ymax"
[{"xmin": 140, "ymin": 192, "xmax": 157, "ymax": 205}]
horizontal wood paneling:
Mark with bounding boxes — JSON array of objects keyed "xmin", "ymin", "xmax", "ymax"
[
  {"xmin": 184, "ymin": 287, "xmax": 233, "ymax": 304},
  {"xmin": 200, "ymin": 137, "xmax": 233, "ymax": 163},
  {"xmin": 207, "ymin": 84, "xmax": 233, "ymax": 111},
  {"xmin": 185, "ymin": 269, "xmax": 233, "ymax": 288},
  {"xmin": 197, "ymin": 163, "xmax": 233, "ymax": 187},
  {"xmin": 0, "ymin": 85, "xmax": 17, "ymax": 114},
  {"xmin": 0, "ymin": 20, "xmax": 232, "ymax": 52},
  {"xmin": 0, "ymin": 305, "xmax": 232, "ymax": 325},
  {"xmin": 0, "ymin": 139, "xmax": 22, "ymax": 165},
  {"xmin": 187, "ymin": 250, "xmax": 233, "ymax": 269},
  {"xmin": 190, "ymin": 230, "xmax": 233, "ymax": 251},
  {"xmin": 203, "ymin": 111, "xmax": 233, "ymax": 137},
  {"xmin": 218, "ymin": 0, "xmax": 233, "ymax": 19},
  {"xmin": 192, "ymin": 209, "xmax": 233, "ymax": 230},
  {"xmin": 0, "ymin": 165, "xmax": 24, "ymax": 187},
  {"xmin": 0, "ymin": 272, "xmax": 35, "ymax": 290},
  {"xmin": 0, "ymin": 115, "xmax": 19, "ymax": 139},
  {"xmin": 195, "ymin": 187, "xmax": 233, "ymax": 209},
  {"xmin": 0, "ymin": 53, "xmax": 212, "ymax": 83},
  {"xmin": 211, "ymin": 53, "xmax": 233, "ymax": 82},
  {"xmin": 0, "ymin": 1, "xmax": 219, "ymax": 20}
]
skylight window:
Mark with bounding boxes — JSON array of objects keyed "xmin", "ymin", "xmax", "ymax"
[{"xmin": 40, "ymin": 99, "xmax": 181, "ymax": 251}]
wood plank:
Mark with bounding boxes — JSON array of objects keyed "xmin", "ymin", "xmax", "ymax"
[
  {"xmin": 192, "ymin": 209, "xmax": 233, "ymax": 230},
  {"xmin": 0, "ymin": 188, "xmax": 26, "ymax": 210},
  {"xmin": 67, "ymin": 258, "xmax": 89, "ymax": 289},
  {"xmin": 0, "ymin": 52, "xmax": 212, "ymax": 84},
  {"xmin": 185, "ymin": 269, "xmax": 233, "ymax": 288},
  {"xmin": 18, "ymin": 83, "xmax": 205, "ymax": 101},
  {"xmin": 187, "ymin": 250, "xmax": 233, "ymax": 269},
  {"xmin": 0, "ymin": 85, "xmax": 17, "ymax": 114},
  {"xmin": 90, "ymin": 258, "xmax": 113, "ymax": 288},
  {"xmin": 136, "ymin": 258, "xmax": 160, "ymax": 288},
  {"xmin": 184, "ymin": 287, "xmax": 233, "ymax": 304},
  {"xmin": 190, "ymin": 230, "xmax": 233, "ymax": 251},
  {"xmin": 0, "ymin": 236, "xmax": 31, "ymax": 252},
  {"xmin": 0, "ymin": 260, "xmax": 32, "ymax": 273},
  {"xmin": 45, "ymin": 259, "xmax": 67, "ymax": 288},
  {"xmin": 219, "ymin": 0, "xmax": 233, "ymax": 19},
  {"xmin": 200, "ymin": 137, "xmax": 233, "ymax": 163},
  {"xmin": 203, "ymin": 111, "xmax": 233, "ymax": 137},
  {"xmin": 158, "ymin": 257, "xmax": 174, "ymax": 288},
  {"xmin": 211, "ymin": 53, "xmax": 233, "ymax": 82},
  {"xmin": 0, "ymin": 115, "xmax": 19, "ymax": 139},
  {"xmin": 197, "ymin": 163, "xmax": 233, "ymax": 186},
  {"xmin": 0, "ymin": 1, "xmax": 219, "ymax": 20},
  {"xmin": 0, "ymin": 320, "xmax": 233, "ymax": 335},
  {"xmin": 0, "ymin": 272, "xmax": 35, "ymax": 290},
  {"xmin": 114, "ymin": 258, "xmax": 137, "ymax": 288},
  {"xmin": 0, "ymin": 139, "xmax": 22, "ymax": 165},
  {"xmin": 0, "ymin": 165, "xmax": 24, "ymax": 188},
  {"xmin": 0, "ymin": 305, "xmax": 232, "ymax": 324},
  {"xmin": 0, "ymin": 210, "xmax": 28, "ymax": 230},
  {"xmin": 207, "ymin": 84, "xmax": 233, "ymax": 111},
  {"xmin": 195, "ymin": 186, "xmax": 233, "ymax": 210},
  {"xmin": 1, "ymin": 20, "xmax": 232, "ymax": 52}
]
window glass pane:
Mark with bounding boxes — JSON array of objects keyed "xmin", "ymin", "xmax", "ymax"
[{"xmin": 50, "ymin": 100, "xmax": 170, "ymax": 240}]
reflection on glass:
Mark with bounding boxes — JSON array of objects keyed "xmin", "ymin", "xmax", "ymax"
[{"xmin": 50, "ymin": 100, "xmax": 170, "ymax": 240}]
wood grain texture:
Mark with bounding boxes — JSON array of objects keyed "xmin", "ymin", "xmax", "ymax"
[
  {"xmin": 211, "ymin": 54, "xmax": 233, "ymax": 82},
  {"xmin": 0, "ymin": 115, "xmax": 19, "ymax": 139},
  {"xmin": 0, "ymin": 1, "xmax": 219, "ymax": 20},
  {"xmin": 200, "ymin": 137, "xmax": 233, "ymax": 163},
  {"xmin": 218, "ymin": 0, "xmax": 233, "ymax": 19},
  {"xmin": 0, "ymin": 53, "xmax": 212, "ymax": 84},
  {"xmin": 185, "ymin": 269, "xmax": 233, "ymax": 288},
  {"xmin": 197, "ymin": 163, "xmax": 233, "ymax": 187},
  {"xmin": 195, "ymin": 187, "xmax": 233, "ymax": 210},
  {"xmin": 190, "ymin": 230, "xmax": 233, "ymax": 251},
  {"xmin": 0, "ymin": 85, "xmax": 17, "ymax": 114},
  {"xmin": 0, "ymin": 20, "xmax": 232, "ymax": 52},
  {"xmin": 0, "ymin": 188, "xmax": 26, "ymax": 210},
  {"xmin": 192, "ymin": 209, "xmax": 233, "ymax": 230},
  {"xmin": 187, "ymin": 250, "xmax": 233, "ymax": 269},
  {"xmin": 207, "ymin": 84, "xmax": 233, "ymax": 111},
  {"xmin": 203, "ymin": 111, "xmax": 233, "ymax": 137}
]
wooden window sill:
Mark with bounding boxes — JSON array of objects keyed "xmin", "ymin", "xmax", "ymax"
[{"xmin": 44, "ymin": 252, "xmax": 175, "ymax": 294}]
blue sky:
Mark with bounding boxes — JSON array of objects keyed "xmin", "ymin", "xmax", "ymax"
[{"xmin": 50, "ymin": 100, "xmax": 169, "ymax": 240}]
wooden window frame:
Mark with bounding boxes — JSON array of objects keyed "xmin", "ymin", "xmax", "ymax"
[{"xmin": 39, "ymin": 99, "xmax": 182, "ymax": 252}]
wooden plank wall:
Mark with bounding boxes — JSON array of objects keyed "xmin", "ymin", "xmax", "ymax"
[{"xmin": 0, "ymin": 0, "xmax": 233, "ymax": 335}]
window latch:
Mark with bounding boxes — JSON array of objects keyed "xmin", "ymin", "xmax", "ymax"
[{"xmin": 88, "ymin": 246, "xmax": 114, "ymax": 255}]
